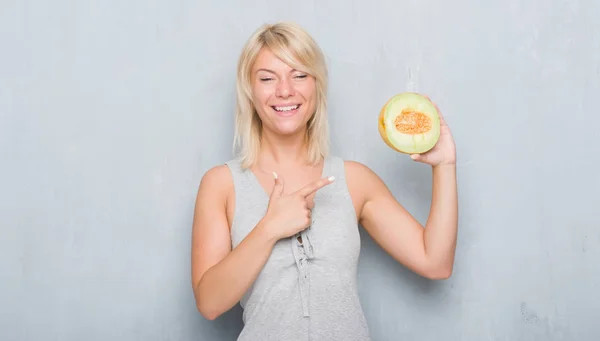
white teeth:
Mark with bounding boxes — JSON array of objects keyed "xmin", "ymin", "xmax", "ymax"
[{"xmin": 274, "ymin": 105, "xmax": 299, "ymax": 112}]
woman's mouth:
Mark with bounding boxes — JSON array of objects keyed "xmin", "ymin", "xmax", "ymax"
[{"xmin": 271, "ymin": 104, "xmax": 301, "ymax": 116}]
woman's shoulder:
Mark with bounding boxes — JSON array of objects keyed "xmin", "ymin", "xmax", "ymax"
[
  {"xmin": 325, "ymin": 155, "xmax": 370, "ymax": 174},
  {"xmin": 202, "ymin": 163, "xmax": 232, "ymax": 181},
  {"xmin": 337, "ymin": 157, "xmax": 378, "ymax": 180},
  {"xmin": 339, "ymin": 157, "xmax": 384, "ymax": 198},
  {"xmin": 196, "ymin": 162, "xmax": 235, "ymax": 200},
  {"xmin": 201, "ymin": 156, "xmax": 245, "ymax": 181}
]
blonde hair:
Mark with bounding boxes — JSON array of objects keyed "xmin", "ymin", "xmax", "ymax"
[{"xmin": 233, "ymin": 21, "xmax": 330, "ymax": 169}]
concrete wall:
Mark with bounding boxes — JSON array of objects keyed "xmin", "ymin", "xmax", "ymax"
[{"xmin": 1, "ymin": 0, "xmax": 599, "ymax": 340}]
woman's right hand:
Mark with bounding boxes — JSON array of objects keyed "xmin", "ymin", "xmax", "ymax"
[{"xmin": 261, "ymin": 172, "xmax": 335, "ymax": 240}]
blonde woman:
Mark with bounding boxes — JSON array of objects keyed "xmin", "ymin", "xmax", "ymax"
[{"xmin": 191, "ymin": 21, "xmax": 458, "ymax": 341}]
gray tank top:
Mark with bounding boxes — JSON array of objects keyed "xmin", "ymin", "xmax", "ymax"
[{"xmin": 225, "ymin": 155, "xmax": 371, "ymax": 341}]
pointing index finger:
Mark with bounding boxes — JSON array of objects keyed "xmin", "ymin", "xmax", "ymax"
[{"xmin": 297, "ymin": 176, "xmax": 335, "ymax": 197}]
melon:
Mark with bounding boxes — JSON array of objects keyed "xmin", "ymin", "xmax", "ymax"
[{"xmin": 378, "ymin": 92, "xmax": 441, "ymax": 154}]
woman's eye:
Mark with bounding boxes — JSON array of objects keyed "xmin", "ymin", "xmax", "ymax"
[
  {"xmin": 295, "ymin": 74, "xmax": 307, "ymax": 79},
  {"xmin": 260, "ymin": 77, "xmax": 273, "ymax": 82}
]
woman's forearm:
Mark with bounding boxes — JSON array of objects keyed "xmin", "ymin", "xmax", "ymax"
[
  {"xmin": 195, "ymin": 219, "xmax": 278, "ymax": 320},
  {"xmin": 423, "ymin": 163, "xmax": 458, "ymax": 278}
]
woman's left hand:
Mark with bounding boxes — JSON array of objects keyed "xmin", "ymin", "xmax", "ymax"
[{"xmin": 409, "ymin": 97, "xmax": 456, "ymax": 167}]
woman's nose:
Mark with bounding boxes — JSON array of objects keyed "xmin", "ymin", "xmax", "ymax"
[{"xmin": 276, "ymin": 78, "xmax": 294, "ymax": 98}]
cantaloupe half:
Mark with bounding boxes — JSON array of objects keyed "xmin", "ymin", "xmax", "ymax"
[{"xmin": 378, "ymin": 92, "xmax": 441, "ymax": 154}]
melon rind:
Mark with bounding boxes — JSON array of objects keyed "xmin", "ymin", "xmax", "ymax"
[{"xmin": 378, "ymin": 92, "xmax": 441, "ymax": 154}]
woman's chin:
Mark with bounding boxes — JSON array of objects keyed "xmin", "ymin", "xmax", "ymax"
[{"xmin": 270, "ymin": 121, "xmax": 307, "ymax": 136}]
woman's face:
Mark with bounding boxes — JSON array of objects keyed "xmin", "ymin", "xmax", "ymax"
[{"xmin": 250, "ymin": 48, "xmax": 317, "ymax": 137}]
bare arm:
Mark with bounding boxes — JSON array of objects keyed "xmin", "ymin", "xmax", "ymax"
[
  {"xmin": 191, "ymin": 165, "xmax": 278, "ymax": 320},
  {"xmin": 347, "ymin": 161, "xmax": 458, "ymax": 280}
]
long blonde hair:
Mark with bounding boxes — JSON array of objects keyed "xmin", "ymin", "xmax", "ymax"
[{"xmin": 233, "ymin": 21, "xmax": 330, "ymax": 169}]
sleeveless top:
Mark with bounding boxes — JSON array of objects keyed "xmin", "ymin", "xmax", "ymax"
[{"xmin": 225, "ymin": 155, "xmax": 372, "ymax": 341}]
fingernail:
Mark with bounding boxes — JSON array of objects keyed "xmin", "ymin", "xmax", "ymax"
[
  {"xmin": 273, "ymin": 172, "xmax": 278, "ymax": 179},
  {"xmin": 328, "ymin": 176, "xmax": 335, "ymax": 182}
]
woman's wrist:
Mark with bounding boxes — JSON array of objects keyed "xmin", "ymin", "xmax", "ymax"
[{"xmin": 255, "ymin": 217, "xmax": 281, "ymax": 245}]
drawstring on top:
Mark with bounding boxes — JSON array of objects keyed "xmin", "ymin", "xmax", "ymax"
[{"xmin": 291, "ymin": 219, "xmax": 316, "ymax": 317}]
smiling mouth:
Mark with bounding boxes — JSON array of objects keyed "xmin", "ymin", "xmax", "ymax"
[{"xmin": 271, "ymin": 104, "xmax": 300, "ymax": 113}]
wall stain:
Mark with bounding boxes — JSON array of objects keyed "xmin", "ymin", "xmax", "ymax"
[{"xmin": 520, "ymin": 302, "xmax": 540, "ymax": 325}]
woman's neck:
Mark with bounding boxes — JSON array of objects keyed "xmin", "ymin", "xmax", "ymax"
[{"xmin": 256, "ymin": 129, "xmax": 311, "ymax": 170}]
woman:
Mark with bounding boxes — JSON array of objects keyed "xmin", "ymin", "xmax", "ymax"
[{"xmin": 191, "ymin": 21, "xmax": 458, "ymax": 340}]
